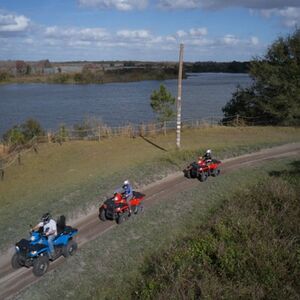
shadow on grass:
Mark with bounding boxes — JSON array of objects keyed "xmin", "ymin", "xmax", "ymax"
[
  {"xmin": 269, "ymin": 160, "xmax": 300, "ymax": 178},
  {"xmin": 140, "ymin": 136, "xmax": 168, "ymax": 152}
]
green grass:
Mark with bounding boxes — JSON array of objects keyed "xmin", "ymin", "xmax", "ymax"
[
  {"xmin": 14, "ymin": 157, "xmax": 299, "ymax": 300},
  {"xmin": 128, "ymin": 160, "xmax": 300, "ymax": 299},
  {"xmin": 0, "ymin": 126, "xmax": 299, "ymax": 254}
]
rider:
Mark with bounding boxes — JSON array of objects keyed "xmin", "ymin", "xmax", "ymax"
[
  {"xmin": 32, "ymin": 213, "xmax": 57, "ymax": 258},
  {"xmin": 203, "ymin": 149, "xmax": 212, "ymax": 163},
  {"xmin": 122, "ymin": 180, "xmax": 133, "ymax": 213}
]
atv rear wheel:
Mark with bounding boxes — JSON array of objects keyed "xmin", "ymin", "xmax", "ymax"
[
  {"xmin": 99, "ymin": 208, "xmax": 107, "ymax": 221},
  {"xmin": 133, "ymin": 204, "xmax": 144, "ymax": 214},
  {"xmin": 11, "ymin": 253, "xmax": 23, "ymax": 269},
  {"xmin": 212, "ymin": 168, "xmax": 220, "ymax": 177},
  {"xmin": 33, "ymin": 256, "xmax": 49, "ymax": 277},
  {"xmin": 185, "ymin": 170, "xmax": 191, "ymax": 178},
  {"xmin": 63, "ymin": 240, "xmax": 78, "ymax": 257}
]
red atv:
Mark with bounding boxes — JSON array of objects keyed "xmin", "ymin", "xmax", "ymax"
[
  {"xmin": 184, "ymin": 158, "xmax": 221, "ymax": 182},
  {"xmin": 99, "ymin": 191, "xmax": 145, "ymax": 224}
]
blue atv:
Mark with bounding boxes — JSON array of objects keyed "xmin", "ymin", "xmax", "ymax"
[{"xmin": 11, "ymin": 216, "xmax": 78, "ymax": 276}]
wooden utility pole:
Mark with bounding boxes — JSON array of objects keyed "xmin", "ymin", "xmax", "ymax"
[{"xmin": 176, "ymin": 43, "xmax": 184, "ymax": 149}]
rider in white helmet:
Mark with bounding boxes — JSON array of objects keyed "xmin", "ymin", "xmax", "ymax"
[{"xmin": 203, "ymin": 149, "xmax": 212, "ymax": 162}]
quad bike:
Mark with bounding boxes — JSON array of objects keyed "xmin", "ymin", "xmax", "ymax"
[
  {"xmin": 183, "ymin": 158, "xmax": 221, "ymax": 182},
  {"xmin": 11, "ymin": 216, "xmax": 78, "ymax": 277},
  {"xmin": 99, "ymin": 191, "xmax": 145, "ymax": 224}
]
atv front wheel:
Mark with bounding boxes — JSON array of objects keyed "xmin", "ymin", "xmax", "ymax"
[
  {"xmin": 33, "ymin": 256, "xmax": 49, "ymax": 277},
  {"xmin": 99, "ymin": 208, "xmax": 107, "ymax": 221},
  {"xmin": 63, "ymin": 240, "xmax": 78, "ymax": 257},
  {"xmin": 11, "ymin": 253, "xmax": 23, "ymax": 269},
  {"xmin": 117, "ymin": 213, "xmax": 126, "ymax": 224},
  {"xmin": 199, "ymin": 172, "xmax": 207, "ymax": 182}
]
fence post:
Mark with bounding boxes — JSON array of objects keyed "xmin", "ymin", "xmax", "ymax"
[
  {"xmin": 236, "ymin": 114, "xmax": 239, "ymax": 125},
  {"xmin": 0, "ymin": 159, "xmax": 4, "ymax": 180},
  {"xmin": 98, "ymin": 126, "xmax": 101, "ymax": 142},
  {"xmin": 164, "ymin": 121, "xmax": 167, "ymax": 136},
  {"xmin": 18, "ymin": 152, "xmax": 21, "ymax": 165},
  {"xmin": 47, "ymin": 132, "xmax": 51, "ymax": 143}
]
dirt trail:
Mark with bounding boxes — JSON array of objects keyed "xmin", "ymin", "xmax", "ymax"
[{"xmin": 0, "ymin": 143, "xmax": 299, "ymax": 300}]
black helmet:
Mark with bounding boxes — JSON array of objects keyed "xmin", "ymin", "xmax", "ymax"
[{"xmin": 41, "ymin": 213, "xmax": 51, "ymax": 224}]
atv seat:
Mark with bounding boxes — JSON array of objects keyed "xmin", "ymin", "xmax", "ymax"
[
  {"xmin": 132, "ymin": 191, "xmax": 145, "ymax": 199},
  {"xmin": 56, "ymin": 215, "xmax": 77, "ymax": 235},
  {"xmin": 56, "ymin": 215, "xmax": 66, "ymax": 235}
]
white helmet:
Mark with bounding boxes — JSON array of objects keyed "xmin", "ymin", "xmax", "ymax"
[
  {"xmin": 123, "ymin": 180, "xmax": 129, "ymax": 185},
  {"xmin": 206, "ymin": 149, "xmax": 211, "ymax": 154}
]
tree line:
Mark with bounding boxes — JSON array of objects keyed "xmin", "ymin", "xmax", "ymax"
[
  {"xmin": 222, "ymin": 29, "xmax": 300, "ymax": 126},
  {"xmin": 185, "ymin": 61, "xmax": 250, "ymax": 73}
]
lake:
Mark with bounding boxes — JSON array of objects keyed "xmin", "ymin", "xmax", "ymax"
[{"xmin": 0, "ymin": 73, "xmax": 252, "ymax": 136}]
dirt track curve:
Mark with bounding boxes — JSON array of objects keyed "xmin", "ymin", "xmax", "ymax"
[{"xmin": 0, "ymin": 143, "xmax": 299, "ymax": 300}]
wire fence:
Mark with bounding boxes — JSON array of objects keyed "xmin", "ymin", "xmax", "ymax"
[{"xmin": 0, "ymin": 114, "xmax": 282, "ymax": 179}]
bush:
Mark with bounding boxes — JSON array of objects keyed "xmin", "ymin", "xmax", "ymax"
[
  {"xmin": 130, "ymin": 166, "xmax": 300, "ymax": 299},
  {"xmin": 2, "ymin": 126, "xmax": 25, "ymax": 146},
  {"xmin": 21, "ymin": 119, "xmax": 45, "ymax": 140},
  {"xmin": 2, "ymin": 119, "xmax": 44, "ymax": 146},
  {"xmin": 0, "ymin": 71, "xmax": 11, "ymax": 82}
]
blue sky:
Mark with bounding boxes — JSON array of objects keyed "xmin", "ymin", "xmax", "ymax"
[{"xmin": 0, "ymin": 0, "xmax": 299, "ymax": 62}]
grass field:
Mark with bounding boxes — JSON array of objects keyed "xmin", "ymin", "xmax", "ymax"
[
  {"xmin": 14, "ymin": 157, "xmax": 299, "ymax": 299},
  {"xmin": 0, "ymin": 126, "xmax": 299, "ymax": 253},
  {"xmin": 129, "ymin": 160, "xmax": 300, "ymax": 299}
]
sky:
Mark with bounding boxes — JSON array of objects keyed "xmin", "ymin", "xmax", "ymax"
[{"xmin": 0, "ymin": 0, "xmax": 299, "ymax": 62}]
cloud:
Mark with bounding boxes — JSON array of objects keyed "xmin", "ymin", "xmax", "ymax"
[
  {"xmin": 158, "ymin": 0, "xmax": 300, "ymax": 10},
  {"xmin": 0, "ymin": 19, "xmax": 263, "ymax": 61},
  {"xmin": 45, "ymin": 26, "xmax": 109, "ymax": 41},
  {"xmin": 260, "ymin": 6, "xmax": 300, "ymax": 27},
  {"xmin": 250, "ymin": 36, "xmax": 259, "ymax": 45},
  {"xmin": 0, "ymin": 13, "xmax": 30, "ymax": 34},
  {"xmin": 222, "ymin": 34, "xmax": 239, "ymax": 45},
  {"xmin": 189, "ymin": 28, "xmax": 207, "ymax": 36},
  {"xmin": 78, "ymin": 0, "xmax": 148, "ymax": 11},
  {"xmin": 176, "ymin": 30, "xmax": 187, "ymax": 38},
  {"xmin": 117, "ymin": 29, "xmax": 151, "ymax": 39},
  {"xmin": 157, "ymin": 1, "xmax": 300, "ymax": 28},
  {"xmin": 158, "ymin": 0, "xmax": 199, "ymax": 9}
]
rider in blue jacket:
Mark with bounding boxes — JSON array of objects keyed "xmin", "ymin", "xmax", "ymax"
[
  {"xmin": 123, "ymin": 180, "xmax": 133, "ymax": 200},
  {"xmin": 123, "ymin": 180, "xmax": 133, "ymax": 213}
]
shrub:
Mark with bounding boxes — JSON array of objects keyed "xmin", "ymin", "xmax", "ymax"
[{"xmin": 130, "ymin": 169, "xmax": 300, "ymax": 299}]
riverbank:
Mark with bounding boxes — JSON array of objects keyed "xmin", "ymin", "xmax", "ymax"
[{"xmin": 0, "ymin": 67, "xmax": 180, "ymax": 85}]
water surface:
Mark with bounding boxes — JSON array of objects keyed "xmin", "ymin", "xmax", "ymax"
[{"xmin": 0, "ymin": 73, "xmax": 251, "ymax": 135}]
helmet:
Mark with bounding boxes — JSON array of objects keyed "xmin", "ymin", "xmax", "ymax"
[
  {"xmin": 114, "ymin": 193, "xmax": 122, "ymax": 201},
  {"xmin": 123, "ymin": 180, "xmax": 129, "ymax": 186},
  {"xmin": 206, "ymin": 149, "xmax": 211, "ymax": 154},
  {"xmin": 41, "ymin": 213, "xmax": 51, "ymax": 224}
]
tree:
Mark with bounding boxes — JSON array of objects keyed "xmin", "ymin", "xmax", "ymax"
[
  {"xmin": 21, "ymin": 119, "xmax": 45, "ymax": 140},
  {"xmin": 150, "ymin": 84, "xmax": 176, "ymax": 123},
  {"xmin": 2, "ymin": 126, "xmax": 25, "ymax": 145},
  {"xmin": 223, "ymin": 29, "xmax": 300, "ymax": 125},
  {"xmin": 15, "ymin": 60, "xmax": 27, "ymax": 75}
]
